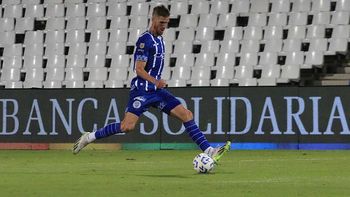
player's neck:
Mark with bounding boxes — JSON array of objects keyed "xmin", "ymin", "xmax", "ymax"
[{"xmin": 149, "ymin": 27, "xmax": 159, "ymax": 37}]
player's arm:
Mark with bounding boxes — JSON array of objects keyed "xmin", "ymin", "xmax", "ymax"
[{"xmin": 135, "ymin": 61, "xmax": 166, "ymax": 89}]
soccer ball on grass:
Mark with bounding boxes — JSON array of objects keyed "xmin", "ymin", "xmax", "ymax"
[{"xmin": 193, "ymin": 153, "xmax": 215, "ymax": 173}]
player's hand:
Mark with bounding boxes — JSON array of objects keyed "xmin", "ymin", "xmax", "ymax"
[{"xmin": 155, "ymin": 79, "xmax": 167, "ymax": 89}]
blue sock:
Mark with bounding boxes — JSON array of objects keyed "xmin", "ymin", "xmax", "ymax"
[
  {"xmin": 184, "ymin": 119, "xmax": 211, "ymax": 151},
  {"xmin": 95, "ymin": 123, "xmax": 122, "ymax": 139}
]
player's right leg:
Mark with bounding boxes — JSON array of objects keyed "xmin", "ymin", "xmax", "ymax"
[{"xmin": 72, "ymin": 112, "xmax": 139, "ymax": 154}]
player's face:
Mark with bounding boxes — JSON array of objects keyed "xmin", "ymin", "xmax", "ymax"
[{"xmin": 153, "ymin": 16, "xmax": 169, "ymax": 36}]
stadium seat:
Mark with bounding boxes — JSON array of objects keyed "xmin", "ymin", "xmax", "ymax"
[
  {"xmin": 217, "ymin": 13, "xmax": 237, "ymax": 28},
  {"xmin": 110, "ymin": 54, "xmax": 130, "ymax": 68},
  {"xmin": 45, "ymin": 43, "xmax": 65, "ymax": 56},
  {"xmin": 210, "ymin": 0, "xmax": 229, "ymax": 14},
  {"xmin": 287, "ymin": 26, "xmax": 306, "ymax": 39},
  {"xmin": 248, "ymin": 13, "xmax": 267, "ymax": 27},
  {"xmin": 44, "ymin": 67, "xmax": 65, "ymax": 88},
  {"xmin": 87, "ymin": 3, "xmax": 106, "ymax": 17},
  {"xmin": 0, "ymin": 31, "xmax": 15, "ymax": 46},
  {"xmin": 292, "ymin": 0, "xmax": 311, "ymax": 12},
  {"xmin": 200, "ymin": 40, "xmax": 220, "ymax": 54},
  {"xmin": 220, "ymin": 39, "xmax": 240, "ymax": 53},
  {"xmin": 3, "ymin": 44, "xmax": 22, "ymax": 57},
  {"xmin": 66, "ymin": 30, "xmax": 85, "ymax": 44},
  {"xmin": 167, "ymin": 79, "xmax": 187, "ymax": 87},
  {"xmin": 306, "ymin": 25, "xmax": 326, "ymax": 39},
  {"xmin": 129, "ymin": 15, "xmax": 149, "ymax": 29},
  {"xmin": 268, "ymin": 13, "xmax": 288, "ymax": 26},
  {"xmin": 24, "ymin": 43, "xmax": 44, "ymax": 56},
  {"xmin": 2, "ymin": 0, "xmax": 21, "ymax": 5},
  {"xmin": 258, "ymin": 52, "xmax": 278, "ymax": 67},
  {"xmin": 24, "ymin": 31, "xmax": 44, "ymax": 45},
  {"xmin": 46, "ymin": 30, "xmax": 65, "ymax": 43},
  {"xmin": 110, "ymin": 16, "xmax": 129, "ymax": 29},
  {"xmin": 45, "ymin": 3, "xmax": 65, "ymax": 18},
  {"xmin": 104, "ymin": 80, "xmax": 124, "ymax": 88},
  {"xmin": 23, "ymin": 55, "xmax": 43, "ymax": 68},
  {"xmin": 312, "ymin": 12, "xmax": 331, "ymax": 25},
  {"xmin": 46, "ymin": 54, "xmax": 66, "ymax": 68},
  {"xmin": 210, "ymin": 78, "xmax": 230, "ymax": 86},
  {"xmin": 305, "ymin": 51, "xmax": 324, "ymax": 67},
  {"xmin": 239, "ymin": 53, "xmax": 258, "ymax": 66},
  {"xmin": 215, "ymin": 65, "xmax": 234, "ymax": 79},
  {"xmin": 172, "ymin": 66, "xmax": 191, "ymax": 80},
  {"xmin": 195, "ymin": 27, "xmax": 214, "ymax": 41},
  {"xmin": 44, "ymin": 0, "xmax": 63, "ymax": 4},
  {"xmin": 173, "ymin": 41, "xmax": 193, "ymax": 55},
  {"xmin": 190, "ymin": 79, "xmax": 210, "ymax": 87},
  {"xmin": 2, "ymin": 56, "xmax": 22, "ymax": 69},
  {"xmin": 240, "ymin": 40, "xmax": 260, "ymax": 53},
  {"xmin": 105, "ymin": 67, "xmax": 127, "ymax": 87},
  {"xmin": 216, "ymin": 52, "xmax": 236, "ymax": 67},
  {"xmin": 224, "ymin": 27, "xmax": 243, "ymax": 40},
  {"xmin": 238, "ymin": 78, "xmax": 258, "ymax": 86},
  {"xmin": 4, "ymin": 4, "xmax": 23, "ymax": 18},
  {"xmin": 1, "ymin": 67, "xmax": 21, "ymax": 83},
  {"xmin": 68, "ymin": 42, "xmax": 87, "ymax": 55},
  {"xmin": 90, "ymin": 29, "xmax": 108, "ymax": 43},
  {"xmin": 88, "ymin": 42, "xmax": 107, "ymax": 55},
  {"xmin": 64, "ymin": 67, "xmax": 84, "ymax": 88},
  {"xmin": 331, "ymin": 11, "xmax": 350, "ymax": 25},
  {"xmin": 164, "ymin": 41, "xmax": 173, "ymax": 54},
  {"xmin": 280, "ymin": 65, "xmax": 300, "ymax": 81},
  {"xmin": 264, "ymin": 26, "xmax": 283, "ymax": 40},
  {"xmin": 283, "ymin": 39, "xmax": 302, "ymax": 52},
  {"xmin": 198, "ymin": 14, "xmax": 218, "ymax": 27},
  {"xmin": 250, "ymin": 0, "xmax": 269, "ymax": 13},
  {"xmin": 107, "ymin": 42, "xmax": 126, "ymax": 56},
  {"xmin": 309, "ymin": 38, "xmax": 328, "ymax": 51},
  {"xmin": 243, "ymin": 26, "xmax": 263, "ymax": 40},
  {"xmin": 128, "ymin": 28, "xmax": 144, "ymax": 44},
  {"xmin": 261, "ymin": 64, "xmax": 281, "ymax": 79},
  {"xmin": 190, "ymin": 66, "xmax": 211, "ymax": 80},
  {"xmin": 130, "ymin": 2, "xmax": 149, "ymax": 16},
  {"xmin": 288, "ymin": 12, "xmax": 308, "ymax": 26},
  {"xmin": 194, "ymin": 53, "xmax": 215, "ymax": 67},
  {"xmin": 24, "ymin": 4, "xmax": 44, "ymax": 18},
  {"xmin": 66, "ymin": 3, "xmax": 86, "ymax": 17},
  {"xmin": 66, "ymin": 17, "xmax": 86, "ymax": 30},
  {"xmin": 22, "ymin": 0, "xmax": 41, "ymax": 4},
  {"xmin": 23, "ymin": 67, "xmax": 44, "ymax": 88},
  {"xmin": 191, "ymin": 0, "xmax": 210, "ymax": 14},
  {"xmin": 107, "ymin": 2, "xmax": 127, "ymax": 17},
  {"xmin": 285, "ymin": 51, "xmax": 305, "ymax": 65},
  {"xmin": 86, "ymin": 54, "xmax": 106, "ymax": 68},
  {"xmin": 15, "ymin": 17, "xmax": 34, "ymax": 33},
  {"xmin": 311, "ymin": 0, "xmax": 331, "ymax": 12},
  {"xmin": 87, "ymin": 17, "xmax": 107, "ymax": 30},
  {"xmin": 331, "ymin": 25, "xmax": 350, "ymax": 38},
  {"xmin": 258, "ymin": 78, "xmax": 277, "ymax": 86},
  {"xmin": 179, "ymin": 14, "xmax": 198, "ymax": 28},
  {"xmin": 234, "ymin": 65, "xmax": 254, "ymax": 80},
  {"xmin": 335, "ymin": 0, "xmax": 350, "ymax": 11},
  {"xmin": 0, "ymin": 18, "xmax": 14, "ymax": 32},
  {"xmin": 177, "ymin": 28, "xmax": 195, "ymax": 41},
  {"xmin": 176, "ymin": 53, "xmax": 195, "ymax": 67},
  {"xmin": 5, "ymin": 81, "xmax": 23, "ymax": 88},
  {"xmin": 66, "ymin": 54, "xmax": 86, "ymax": 67},
  {"xmin": 270, "ymin": 0, "xmax": 291, "ymax": 12},
  {"xmin": 109, "ymin": 29, "xmax": 128, "ymax": 42},
  {"xmin": 231, "ymin": 0, "xmax": 250, "ymax": 14},
  {"xmin": 85, "ymin": 67, "xmax": 108, "ymax": 88},
  {"xmin": 45, "ymin": 17, "xmax": 65, "ymax": 30},
  {"xmin": 170, "ymin": 1, "xmax": 189, "ymax": 17},
  {"xmin": 163, "ymin": 28, "xmax": 176, "ymax": 41},
  {"xmin": 328, "ymin": 38, "xmax": 348, "ymax": 53}
]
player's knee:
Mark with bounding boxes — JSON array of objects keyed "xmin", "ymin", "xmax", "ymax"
[
  {"xmin": 183, "ymin": 109, "xmax": 193, "ymax": 122},
  {"xmin": 121, "ymin": 122, "xmax": 136, "ymax": 132}
]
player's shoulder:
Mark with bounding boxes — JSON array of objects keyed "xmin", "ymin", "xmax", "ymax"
[{"xmin": 137, "ymin": 31, "xmax": 154, "ymax": 45}]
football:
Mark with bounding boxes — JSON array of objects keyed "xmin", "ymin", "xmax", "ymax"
[{"xmin": 193, "ymin": 153, "xmax": 215, "ymax": 173}]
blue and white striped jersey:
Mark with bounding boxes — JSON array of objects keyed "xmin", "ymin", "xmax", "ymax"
[{"xmin": 131, "ymin": 31, "xmax": 165, "ymax": 92}]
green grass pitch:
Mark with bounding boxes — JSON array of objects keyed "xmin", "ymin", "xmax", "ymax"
[{"xmin": 0, "ymin": 150, "xmax": 350, "ymax": 197}]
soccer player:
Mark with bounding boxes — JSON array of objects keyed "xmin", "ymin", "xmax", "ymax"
[{"xmin": 73, "ymin": 5, "xmax": 230, "ymax": 163}]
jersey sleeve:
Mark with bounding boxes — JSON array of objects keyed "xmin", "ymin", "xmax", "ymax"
[{"xmin": 134, "ymin": 35, "xmax": 150, "ymax": 62}]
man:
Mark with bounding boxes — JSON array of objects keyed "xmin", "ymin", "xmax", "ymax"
[{"xmin": 73, "ymin": 5, "xmax": 230, "ymax": 163}]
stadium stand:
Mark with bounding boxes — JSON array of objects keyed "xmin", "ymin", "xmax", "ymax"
[{"xmin": 0, "ymin": 0, "xmax": 349, "ymax": 88}]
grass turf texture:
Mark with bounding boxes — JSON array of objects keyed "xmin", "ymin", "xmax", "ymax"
[{"xmin": 0, "ymin": 150, "xmax": 349, "ymax": 197}]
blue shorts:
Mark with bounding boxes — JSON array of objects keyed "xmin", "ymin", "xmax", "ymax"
[{"xmin": 126, "ymin": 88, "xmax": 182, "ymax": 117}]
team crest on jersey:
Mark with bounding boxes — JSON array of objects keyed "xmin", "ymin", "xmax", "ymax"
[
  {"xmin": 140, "ymin": 43, "xmax": 145, "ymax": 48},
  {"xmin": 133, "ymin": 101, "xmax": 141, "ymax": 109}
]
